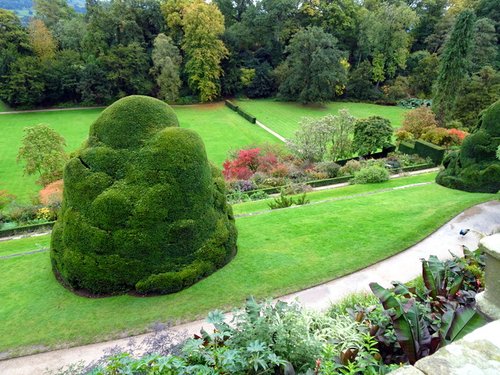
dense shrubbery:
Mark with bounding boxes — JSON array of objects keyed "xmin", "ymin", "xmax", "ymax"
[
  {"xmin": 353, "ymin": 116, "xmax": 393, "ymax": 156},
  {"xmin": 57, "ymin": 250, "xmax": 486, "ymax": 375},
  {"xmin": 222, "ymin": 144, "xmax": 430, "ymax": 202},
  {"xmin": 396, "ymin": 107, "xmax": 468, "ymax": 149},
  {"xmin": 437, "ymin": 100, "xmax": 500, "ymax": 193},
  {"xmin": 397, "ymin": 106, "xmax": 439, "ymax": 140},
  {"xmin": 50, "ymin": 96, "xmax": 237, "ymax": 295},
  {"xmin": 352, "ymin": 166, "xmax": 390, "ymax": 184}
]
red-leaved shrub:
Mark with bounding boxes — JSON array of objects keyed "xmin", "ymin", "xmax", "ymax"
[
  {"xmin": 39, "ymin": 179, "xmax": 63, "ymax": 206},
  {"xmin": 448, "ymin": 128, "xmax": 468, "ymax": 145},
  {"xmin": 223, "ymin": 148, "xmax": 279, "ymax": 180}
]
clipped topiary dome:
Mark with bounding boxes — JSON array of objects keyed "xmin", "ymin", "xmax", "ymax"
[
  {"xmin": 436, "ymin": 100, "xmax": 500, "ymax": 193},
  {"xmin": 51, "ymin": 95, "xmax": 237, "ymax": 295}
]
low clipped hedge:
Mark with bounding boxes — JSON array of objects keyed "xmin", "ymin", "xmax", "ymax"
[
  {"xmin": 236, "ymin": 107, "xmax": 256, "ymax": 124},
  {"xmin": 51, "ymin": 96, "xmax": 237, "ymax": 296},
  {"xmin": 0, "ymin": 221, "xmax": 55, "ymax": 238},
  {"xmin": 414, "ymin": 140, "xmax": 445, "ymax": 165},
  {"xmin": 336, "ymin": 145, "xmax": 396, "ymax": 166},
  {"xmin": 398, "ymin": 140, "xmax": 445, "ymax": 165},
  {"xmin": 399, "ymin": 163, "xmax": 435, "ymax": 172},
  {"xmin": 225, "ymin": 100, "xmax": 238, "ymax": 111},
  {"xmin": 225, "ymin": 100, "xmax": 256, "ymax": 123},
  {"xmin": 244, "ymin": 176, "xmax": 354, "ymax": 196}
]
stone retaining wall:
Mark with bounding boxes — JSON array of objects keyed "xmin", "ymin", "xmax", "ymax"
[{"xmin": 390, "ymin": 319, "xmax": 500, "ymax": 374}]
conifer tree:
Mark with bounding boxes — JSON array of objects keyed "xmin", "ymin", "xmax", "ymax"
[{"xmin": 432, "ymin": 10, "xmax": 476, "ymax": 124}]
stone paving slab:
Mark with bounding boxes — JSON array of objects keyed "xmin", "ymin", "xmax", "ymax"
[{"xmin": 414, "ymin": 319, "xmax": 500, "ymax": 375}]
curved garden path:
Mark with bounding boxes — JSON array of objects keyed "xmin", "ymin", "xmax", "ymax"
[{"xmin": 1, "ymin": 200, "xmax": 499, "ymax": 375}]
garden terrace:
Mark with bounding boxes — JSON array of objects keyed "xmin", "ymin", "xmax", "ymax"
[{"xmin": 0, "ymin": 174, "xmax": 496, "ymax": 357}]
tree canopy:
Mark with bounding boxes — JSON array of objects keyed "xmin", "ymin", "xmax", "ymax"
[
  {"xmin": 0, "ymin": 0, "xmax": 497, "ymax": 115},
  {"xmin": 278, "ymin": 26, "xmax": 347, "ymax": 104}
]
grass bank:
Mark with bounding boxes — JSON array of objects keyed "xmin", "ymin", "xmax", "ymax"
[
  {"xmin": 235, "ymin": 99, "xmax": 408, "ymax": 138},
  {"xmin": 0, "ymin": 181, "xmax": 495, "ymax": 356},
  {"xmin": 0, "ymin": 103, "xmax": 277, "ymax": 202}
]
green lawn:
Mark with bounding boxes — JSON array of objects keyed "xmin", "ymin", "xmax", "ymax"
[
  {"xmin": 0, "ymin": 103, "xmax": 277, "ymax": 202},
  {"xmin": 0, "ymin": 235, "xmax": 49, "ymax": 258},
  {"xmin": 233, "ymin": 172, "xmax": 437, "ymax": 215},
  {"xmin": 236, "ymin": 99, "xmax": 409, "ymax": 138},
  {"xmin": 0, "ymin": 181, "xmax": 496, "ymax": 356},
  {"xmin": 0, "ymin": 101, "xmax": 9, "ymax": 112}
]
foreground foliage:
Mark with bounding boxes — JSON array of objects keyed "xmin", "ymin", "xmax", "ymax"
[{"xmin": 56, "ymin": 250, "xmax": 486, "ymax": 374}]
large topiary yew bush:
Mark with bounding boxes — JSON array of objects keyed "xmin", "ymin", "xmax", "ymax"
[
  {"xmin": 436, "ymin": 100, "xmax": 500, "ymax": 193},
  {"xmin": 50, "ymin": 96, "xmax": 237, "ymax": 295}
]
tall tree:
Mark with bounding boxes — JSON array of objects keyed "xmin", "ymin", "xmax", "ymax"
[
  {"xmin": 347, "ymin": 61, "xmax": 377, "ymax": 100},
  {"xmin": 215, "ymin": 0, "xmax": 252, "ymax": 27},
  {"xmin": 0, "ymin": 9, "xmax": 30, "ymax": 76},
  {"xmin": 433, "ymin": 10, "xmax": 476, "ymax": 123},
  {"xmin": 0, "ymin": 56, "xmax": 45, "ymax": 107},
  {"xmin": 471, "ymin": 18, "xmax": 498, "ymax": 70},
  {"xmin": 453, "ymin": 66, "xmax": 500, "ymax": 129},
  {"xmin": 278, "ymin": 26, "xmax": 347, "ymax": 104},
  {"xmin": 101, "ymin": 42, "xmax": 152, "ymax": 97},
  {"xmin": 33, "ymin": 0, "xmax": 75, "ymax": 30},
  {"xmin": 29, "ymin": 19, "xmax": 57, "ymax": 62},
  {"xmin": 151, "ymin": 33, "xmax": 182, "ymax": 102},
  {"xmin": 357, "ymin": 2, "xmax": 417, "ymax": 85},
  {"xmin": 181, "ymin": 1, "xmax": 228, "ymax": 102},
  {"xmin": 407, "ymin": 51, "xmax": 439, "ymax": 97},
  {"xmin": 411, "ymin": 0, "xmax": 447, "ymax": 52}
]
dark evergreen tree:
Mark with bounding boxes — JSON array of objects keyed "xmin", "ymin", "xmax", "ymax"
[
  {"xmin": 346, "ymin": 61, "xmax": 378, "ymax": 100},
  {"xmin": 278, "ymin": 27, "xmax": 347, "ymax": 104},
  {"xmin": 432, "ymin": 10, "xmax": 476, "ymax": 124}
]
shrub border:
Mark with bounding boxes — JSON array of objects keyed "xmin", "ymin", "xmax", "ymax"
[{"xmin": 241, "ymin": 163, "xmax": 434, "ymax": 196}]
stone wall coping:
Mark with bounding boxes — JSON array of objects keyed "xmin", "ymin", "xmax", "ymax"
[{"xmin": 480, "ymin": 233, "xmax": 500, "ymax": 260}]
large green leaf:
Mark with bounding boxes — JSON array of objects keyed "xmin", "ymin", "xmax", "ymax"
[
  {"xmin": 370, "ymin": 282, "xmax": 419, "ymax": 364},
  {"xmin": 445, "ymin": 309, "xmax": 485, "ymax": 344}
]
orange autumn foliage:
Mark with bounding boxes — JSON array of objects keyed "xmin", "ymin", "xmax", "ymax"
[{"xmin": 39, "ymin": 179, "xmax": 63, "ymax": 205}]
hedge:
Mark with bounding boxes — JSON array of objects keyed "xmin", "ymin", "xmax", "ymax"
[
  {"xmin": 397, "ymin": 140, "xmax": 445, "ymax": 165},
  {"xmin": 399, "ymin": 162, "xmax": 435, "ymax": 172},
  {"xmin": 0, "ymin": 221, "xmax": 55, "ymax": 238},
  {"xmin": 414, "ymin": 140, "xmax": 446, "ymax": 165},
  {"xmin": 397, "ymin": 141, "xmax": 415, "ymax": 156},
  {"xmin": 51, "ymin": 96, "xmax": 237, "ymax": 296},
  {"xmin": 437, "ymin": 100, "xmax": 500, "ymax": 193},
  {"xmin": 236, "ymin": 107, "xmax": 256, "ymax": 124},
  {"xmin": 336, "ymin": 145, "xmax": 396, "ymax": 166},
  {"xmin": 225, "ymin": 100, "xmax": 239, "ymax": 111}
]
